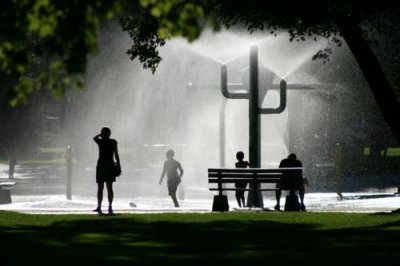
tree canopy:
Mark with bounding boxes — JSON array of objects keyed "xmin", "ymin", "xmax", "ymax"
[
  {"xmin": 1, "ymin": 0, "xmax": 400, "ymax": 144},
  {"xmin": 125, "ymin": 0, "xmax": 399, "ymax": 71},
  {"xmin": 0, "ymin": 0, "xmax": 124, "ymax": 105},
  {"xmin": 1, "ymin": 0, "xmax": 399, "ymax": 104}
]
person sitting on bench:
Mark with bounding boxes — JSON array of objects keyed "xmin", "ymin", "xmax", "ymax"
[
  {"xmin": 274, "ymin": 153, "xmax": 307, "ymax": 211},
  {"xmin": 234, "ymin": 151, "xmax": 250, "ymax": 208}
]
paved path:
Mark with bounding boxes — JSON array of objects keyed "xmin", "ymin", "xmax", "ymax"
[{"xmin": 1, "ymin": 192, "xmax": 400, "ymax": 214}]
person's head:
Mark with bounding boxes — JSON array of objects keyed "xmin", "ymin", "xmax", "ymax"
[
  {"xmin": 166, "ymin": 149, "xmax": 174, "ymax": 160},
  {"xmin": 100, "ymin": 127, "xmax": 111, "ymax": 139},
  {"xmin": 236, "ymin": 151, "xmax": 244, "ymax": 161},
  {"xmin": 288, "ymin": 153, "xmax": 297, "ymax": 160}
]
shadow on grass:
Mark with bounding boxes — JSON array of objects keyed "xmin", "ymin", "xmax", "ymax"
[{"xmin": 1, "ymin": 213, "xmax": 400, "ymax": 264}]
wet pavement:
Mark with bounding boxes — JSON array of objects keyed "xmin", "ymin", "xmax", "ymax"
[{"xmin": 1, "ymin": 192, "xmax": 399, "ymax": 215}]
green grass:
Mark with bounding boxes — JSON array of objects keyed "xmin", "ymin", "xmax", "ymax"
[
  {"xmin": 364, "ymin": 146, "xmax": 400, "ymax": 157},
  {"xmin": 1, "ymin": 211, "xmax": 400, "ymax": 264},
  {"xmin": 386, "ymin": 147, "xmax": 400, "ymax": 156}
]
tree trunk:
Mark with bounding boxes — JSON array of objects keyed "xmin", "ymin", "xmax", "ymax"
[{"xmin": 334, "ymin": 13, "xmax": 400, "ymax": 145}]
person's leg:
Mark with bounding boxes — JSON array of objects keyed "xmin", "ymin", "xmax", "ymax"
[
  {"xmin": 238, "ymin": 190, "xmax": 246, "ymax": 207},
  {"xmin": 94, "ymin": 182, "xmax": 104, "ymax": 213},
  {"xmin": 168, "ymin": 180, "xmax": 180, "ymax": 207},
  {"xmin": 106, "ymin": 182, "xmax": 114, "ymax": 214},
  {"xmin": 240, "ymin": 195, "xmax": 245, "ymax": 208},
  {"xmin": 235, "ymin": 191, "xmax": 242, "ymax": 207},
  {"xmin": 236, "ymin": 196, "xmax": 242, "ymax": 207},
  {"xmin": 171, "ymin": 193, "xmax": 179, "ymax": 207},
  {"xmin": 9, "ymin": 159, "xmax": 16, "ymax": 179}
]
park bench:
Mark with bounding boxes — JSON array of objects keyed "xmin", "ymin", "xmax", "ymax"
[
  {"xmin": 208, "ymin": 167, "xmax": 303, "ymax": 211},
  {"xmin": 0, "ymin": 180, "xmax": 16, "ymax": 204}
]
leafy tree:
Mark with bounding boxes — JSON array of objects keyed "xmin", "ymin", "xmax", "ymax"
[
  {"xmin": 0, "ymin": 0, "xmax": 124, "ymax": 106},
  {"xmin": 122, "ymin": 0, "xmax": 400, "ymax": 143},
  {"xmin": 1, "ymin": 0, "xmax": 399, "ymax": 143}
]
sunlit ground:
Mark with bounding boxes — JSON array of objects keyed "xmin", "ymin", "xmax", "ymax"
[
  {"xmin": 1, "ymin": 192, "xmax": 399, "ymax": 214},
  {"xmin": 1, "ymin": 161, "xmax": 400, "ymax": 214}
]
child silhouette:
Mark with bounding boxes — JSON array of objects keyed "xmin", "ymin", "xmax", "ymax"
[
  {"xmin": 159, "ymin": 149, "xmax": 184, "ymax": 207},
  {"xmin": 235, "ymin": 151, "xmax": 250, "ymax": 207}
]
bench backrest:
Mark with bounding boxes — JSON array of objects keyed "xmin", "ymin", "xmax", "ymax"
[
  {"xmin": 208, "ymin": 168, "xmax": 303, "ymax": 195},
  {"xmin": 208, "ymin": 167, "xmax": 302, "ymax": 184}
]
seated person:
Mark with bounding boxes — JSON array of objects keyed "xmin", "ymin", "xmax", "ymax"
[
  {"xmin": 275, "ymin": 153, "xmax": 308, "ymax": 211},
  {"xmin": 234, "ymin": 151, "xmax": 250, "ymax": 208}
]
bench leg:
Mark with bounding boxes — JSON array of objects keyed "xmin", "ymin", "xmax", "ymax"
[
  {"xmin": 212, "ymin": 195, "xmax": 229, "ymax": 212},
  {"xmin": 0, "ymin": 189, "xmax": 12, "ymax": 204}
]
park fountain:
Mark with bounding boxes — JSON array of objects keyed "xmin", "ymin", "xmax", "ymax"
[
  {"xmin": 62, "ymin": 27, "xmax": 331, "ymax": 206},
  {"xmin": 7, "ymin": 25, "xmax": 399, "ymax": 213}
]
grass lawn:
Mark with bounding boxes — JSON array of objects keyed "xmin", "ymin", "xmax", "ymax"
[{"xmin": 1, "ymin": 211, "xmax": 400, "ymax": 264}]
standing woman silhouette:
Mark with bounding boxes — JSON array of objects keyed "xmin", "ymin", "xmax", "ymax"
[{"xmin": 93, "ymin": 127, "xmax": 120, "ymax": 214}]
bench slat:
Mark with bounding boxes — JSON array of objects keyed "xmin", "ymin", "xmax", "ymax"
[
  {"xmin": 208, "ymin": 167, "xmax": 302, "ymax": 173},
  {"xmin": 208, "ymin": 178, "xmax": 281, "ymax": 183},
  {"xmin": 209, "ymin": 188, "xmax": 279, "ymax": 191},
  {"xmin": 208, "ymin": 173, "xmax": 283, "ymax": 178}
]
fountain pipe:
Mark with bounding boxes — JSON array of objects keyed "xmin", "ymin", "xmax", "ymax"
[
  {"xmin": 219, "ymin": 98, "xmax": 228, "ymax": 196},
  {"xmin": 259, "ymin": 79, "xmax": 287, "ymax": 114},
  {"xmin": 219, "ymin": 98, "xmax": 227, "ymax": 168},
  {"xmin": 247, "ymin": 46, "xmax": 263, "ymax": 208},
  {"xmin": 249, "ymin": 45, "xmax": 260, "ymax": 168},
  {"xmin": 221, "ymin": 64, "xmax": 249, "ymax": 99},
  {"xmin": 65, "ymin": 145, "xmax": 72, "ymax": 200}
]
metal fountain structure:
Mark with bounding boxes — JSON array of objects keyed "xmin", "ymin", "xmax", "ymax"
[{"xmin": 220, "ymin": 45, "xmax": 287, "ymax": 207}]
